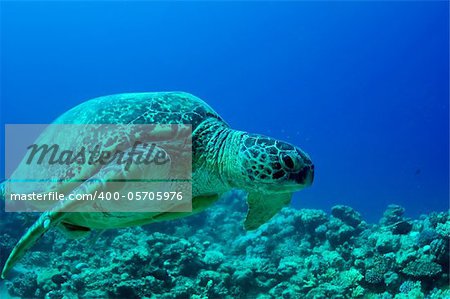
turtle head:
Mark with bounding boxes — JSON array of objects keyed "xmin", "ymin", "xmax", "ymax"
[{"xmin": 236, "ymin": 134, "xmax": 314, "ymax": 193}]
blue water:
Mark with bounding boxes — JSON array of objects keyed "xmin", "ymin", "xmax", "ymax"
[{"xmin": 1, "ymin": 1, "xmax": 448, "ymax": 221}]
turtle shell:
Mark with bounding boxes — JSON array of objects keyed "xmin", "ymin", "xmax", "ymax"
[
  {"xmin": 7, "ymin": 92, "xmax": 226, "ymax": 216},
  {"xmin": 54, "ymin": 92, "xmax": 224, "ymax": 128}
]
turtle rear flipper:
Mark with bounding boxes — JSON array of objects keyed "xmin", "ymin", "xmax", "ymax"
[{"xmin": 58, "ymin": 222, "xmax": 91, "ymax": 239}]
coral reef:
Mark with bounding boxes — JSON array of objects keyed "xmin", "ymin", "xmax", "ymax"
[{"xmin": 1, "ymin": 192, "xmax": 449, "ymax": 298}]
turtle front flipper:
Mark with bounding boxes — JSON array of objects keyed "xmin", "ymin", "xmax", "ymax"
[
  {"xmin": 0, "ymin": 181, "xmax": 5, "ymax": 200},
  {"xmin": 1, "ymin": 177, "xmax": 106, "ymax": 278},
  {"xmin": 244, "ymin": 192, "xmax": 292, "ymax": 231},
  {"xmin": 1, "ymin": 179, "xmax": 105, "ymax": 278},
  {"xmin": 0, "ymin": 182, "xmax": 95, "ymax": 279},
  {"xmin": 1, "ymin": 144, "xmax": 172, "ymax": 278},
  {"xmin": 1, "ymin": 210, "xmax": 62, "ymax": 278}
]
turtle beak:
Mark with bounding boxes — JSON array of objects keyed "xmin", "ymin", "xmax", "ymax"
[
  {"xmin": 289, "ymin": 164, "xmax": 314, "ymax": 187},
  {"xmin": 290, "ymin": 148, "xmax": 314, "ymax": 187},
  {"xmin": 305, "ymin": 164, "xmax": 314, "ymax": 186}
]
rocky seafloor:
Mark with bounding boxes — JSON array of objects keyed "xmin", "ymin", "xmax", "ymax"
[{"xmin": 0, "ymin": 191, "xmax": 449, "ymax": 299}]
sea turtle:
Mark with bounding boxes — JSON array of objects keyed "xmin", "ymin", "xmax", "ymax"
[{"xmin": 0, "ymin": 92, "xmax": 314, "ymax": 278}]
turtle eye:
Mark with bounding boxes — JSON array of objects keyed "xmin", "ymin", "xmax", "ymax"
[{"xmin": 281, "ymin": 153, "xmax": 295, "ymax": 170}]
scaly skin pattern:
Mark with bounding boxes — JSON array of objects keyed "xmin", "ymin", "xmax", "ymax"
[{"xmin": 238, "ymin": 134, "xmax": 314, "ymax": 192}]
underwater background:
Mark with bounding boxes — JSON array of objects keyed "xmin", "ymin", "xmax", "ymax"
[{"xmin": 0, "ymin": 1, "xmax": 449, "ymax": 299}]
